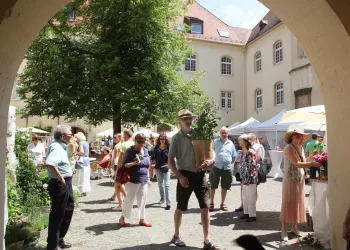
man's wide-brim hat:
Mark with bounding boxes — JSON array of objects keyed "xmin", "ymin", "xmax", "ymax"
[
  {"xmin": 177, "ymin": 109, "xmax": 198, "ymax": 120},
  {"xmin": 284, "ymin": 124, "xmax": 310, "ymax": 144}
]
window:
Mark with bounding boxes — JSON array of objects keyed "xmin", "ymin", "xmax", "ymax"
[
  {"xmin": 274, "ymin": 41, "xmax": 283, "ymax": 64},
  {"xmin": 256, "ymin": 89, "xmax": 262, "ymax": 109},
  {"xmin": 221, "ymin": 57, "xmax": 232, "ymax": 75},
  {"xmin": 218, "ymin": 29, "xmax": 229, "ymax": 38},
  {"xmin": 13, "ymin": 80, "xmax": 20, "ymax": 100},
  {"xmin": 68, "ymin": 10, "xmax": 76, "ymax": 21},
  {"xmin": 275, "ymin": 82, "xmax": 284, "ymax": 105},
  {"xmin": 255, "ymin": 52, "xmax": 262, "ymax": 72},
  {"xmin": 221, "ymin": 91, "xmax": 233, "ymax": 109},
  {"xmin": 185, "ymin": 55, "xmax": 196, "ymax": 71},
  {"xmin": 191, "ymin": 23, "xmax": 202, "ymax": 34}
]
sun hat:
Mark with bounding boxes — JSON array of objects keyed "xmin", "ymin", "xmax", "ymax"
[
  {"xmin": 177, "ymin": 109, "xmax": 198, "ymax": 120},
  {"xmin": 284, "ymin": 124, "xmax": 310, "ymax": 144}
]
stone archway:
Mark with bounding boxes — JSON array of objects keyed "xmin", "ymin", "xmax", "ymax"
[{"xmin": 0, "ymin": 0, "xmax": 350, "ymax": 248}]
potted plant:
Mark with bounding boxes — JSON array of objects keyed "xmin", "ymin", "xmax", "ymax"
[{"xmin": 191, "ymin": 100, "xmax": 220, "ymax": 168}]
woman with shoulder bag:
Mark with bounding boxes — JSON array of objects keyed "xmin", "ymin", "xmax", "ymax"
[
  {"xmin": 73, "ymin": 132, "xmax": 91, "ymax": 195},
  {"xmin": 119, "ymin": 133, "xmax": 152, "ymax": 227},
  {"xmin": 280, "ymin": 125, "xmax": 321, "ymax": 241},
  {"xmin": 152, "ymin": 133, "xmax": 171, "ymax": 210}
]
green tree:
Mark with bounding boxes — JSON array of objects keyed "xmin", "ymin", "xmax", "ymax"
[{"xmin": 20, "ymin": 0, "xmax": 206, "ymax": 133}]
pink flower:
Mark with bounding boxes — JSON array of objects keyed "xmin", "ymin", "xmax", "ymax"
[{"xmin": 5, "ymin": 145, "xmax": 10, "ymax": 151}]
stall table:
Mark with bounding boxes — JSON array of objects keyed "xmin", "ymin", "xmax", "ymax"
[
  {"xmin": 267, "ymin": 150, "xmax": 284, "ymax": 178},
  {"xmin": 307, "ymin": 179, "xmax": 331, "ymax": 249}
]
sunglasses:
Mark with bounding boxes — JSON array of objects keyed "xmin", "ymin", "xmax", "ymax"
[{"xmin": 33, "ymin": 138, "xmax": 39, "ymax": 141}]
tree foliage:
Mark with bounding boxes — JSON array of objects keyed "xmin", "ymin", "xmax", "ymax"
[{"xmin": 20, "ymin": 0, "xmax": 207, "ymax": 132}]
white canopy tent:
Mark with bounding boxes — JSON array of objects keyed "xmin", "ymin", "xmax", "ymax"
[
  {"xmin": 96, "ymin": 128, "xmax": 113, "ymax": 138},
  {"xmin": 132, "ymin": 129, "xmax": 159, "ymax": 138},
  {"xmin": 278, "ymin": 105, "xmax": 325, "ymax": 124},
  {"xmin": 166, "ymin": 130, "xmax": 179, "ymax": 138},
  {"xmin": 227, "ymin": 117, "xmax": 260, "ymax": 135},
  {"xmin": 18, "ymin": 127, "xmax": 49, "ymax": 134}
]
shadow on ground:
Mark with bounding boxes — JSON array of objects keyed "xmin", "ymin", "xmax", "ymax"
[
  {"xmin": 80, "ymin": 199, "xmax": 110, "ymax": 205},
  {"xmin": 85, "ymin": 222, "xmax": 140, "ymax": 235},
  {"xmin": 96, "ymin": 181, "xmax": 114, "ymax": 187},
  {"xmin": 114, "ymin": 242, "xmax": 201, "ymax": 250}
]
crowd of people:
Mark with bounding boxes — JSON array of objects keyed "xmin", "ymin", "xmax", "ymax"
[{"xmin": 40, "ymin": 108, "xmax": 338, "ymax": 250}]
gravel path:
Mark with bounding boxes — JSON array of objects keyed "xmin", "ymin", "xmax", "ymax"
[{"xmin": 26, "ymin": 175, "xmax": 314, "ymax": 250}]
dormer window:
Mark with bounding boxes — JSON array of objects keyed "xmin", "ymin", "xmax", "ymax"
[
  {"xmin": 191, "ymin": 23, "xmax": 202, "ymax": 34},
  {"xmin": 218, "ymin": 29, "xmax": 229, "ymax": 38},
  {"xmin": 184, "ymin": 16, "xmax": 203, "ymax": 34}
]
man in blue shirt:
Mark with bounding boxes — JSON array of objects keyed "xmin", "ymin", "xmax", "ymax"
[
  {"xmin": 209, "ymin": 126, "xmax": 237, "ymax": 212},
  {"xmin": 46, "ymin": 125, "xmax": 74, "ymax": 250}
]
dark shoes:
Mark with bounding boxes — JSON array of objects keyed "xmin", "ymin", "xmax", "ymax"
[
  {"xmin": 203, "ymin": 241, "xmax": 220, "ymax": 250},
  {"xmin": 165, "ymin": 204, "xmax": 171, "ymax": 210},
  {"xmin": 235, "ymin": 206, "xmax": 243, "ymax": 212},
  {"xmin": 59, "ymin": 239, "xmax": 72, "ymax": 249},
  {"xmin": 220, "ymin": 204, "xmax": 228, "ymax": 211},
  {"xmin": 171, "ymin": 235, "xmax": 186, "ymax": 247},
  {"xmin": 245, "ymin": 217, "xmax": 257, "ymax": 222},
  {"xmin": 239, "ymin": 214, "xmax": 249, "ymax": 219}
]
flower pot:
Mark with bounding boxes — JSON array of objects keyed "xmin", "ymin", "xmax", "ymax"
[
  {"xmin": 6, "ymin": 240, "xmax": 24, "ymax": 250},
  {"xmin": 192, "ymin": 140, "xmax": 213, "ymax": 168}
]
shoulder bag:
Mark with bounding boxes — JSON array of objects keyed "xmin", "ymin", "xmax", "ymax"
[
  {"xmin": 116, "ymin": 166, "xmax": 131, "ymax": 184},
  {"xmin": 287, "ymin": 144, "xmax": 305, "ymax": 182},
  {"xmin": 75, "ymin": 155, "xmax": 85, "ymax": 169}
]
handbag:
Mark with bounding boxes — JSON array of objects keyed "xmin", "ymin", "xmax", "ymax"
[
  {"xmin": 75, "ymin": 156, "xmax": 85, "ymax": 169},
  {"xmin": 116, "ymin": 167, "xmax": 131, "ymax": 184},
  {"xmin": 258, "ymin": 164, "xmax": 267, "ymax": 184},
  {"xmin": 288, "ymin": 144, "xmax": 305, "ymax": 182},
  {"xmin": 159, "ymin": 164, "xmax": 169, "ymax": 173}
]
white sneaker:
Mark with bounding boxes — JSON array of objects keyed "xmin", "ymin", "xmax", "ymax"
[
  {"xmin": 281, "ymin": 232, "xmax": 288, "ymax": 242},
  {"xmin": 111, "ymin": 206, "xmax": 123, "ymax": 211},
  {"xmin": 291, "ymin": 228, "xmax": 300, "ymax": 236}
]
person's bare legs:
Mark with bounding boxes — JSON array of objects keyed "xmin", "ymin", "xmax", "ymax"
[
  {"xmin": 221, "ymin": 188, "xmax": 228, "ymax": 205},
  {"xmin": 210, "ymin": 189, "xmax": 215, "ymax": 204},
  {"xmin": 201, "ymin": 208, "xmax": 210, "ymax": 243},
  {"xmin": 116, "ymin": 182, "xmax": 126, "ymax": 207},
  {"xmin": 110, "ymin": 182, "xmax": 118, "ymax": 200},
  {"xmin": 281, "ymin": 221, "xmax": 287, "ymax": 232},
  {"xmin": 174, "ymin": 209, "xmax": 182, "ymax": 236}
]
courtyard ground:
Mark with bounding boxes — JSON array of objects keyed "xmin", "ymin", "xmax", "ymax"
[{"xmin": 26, "ymin": 175, "xmax": 314, "ymax": 250}]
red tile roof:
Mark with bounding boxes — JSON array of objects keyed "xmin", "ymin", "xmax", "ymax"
[
  {"xmin": 246, "ymin": 11, "xmax": 281, "ymax": 44},
  {"xmin": 181, "ymin": 1, "xmax": 252, "ymax": 46}
]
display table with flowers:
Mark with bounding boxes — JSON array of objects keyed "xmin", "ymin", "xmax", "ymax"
[{"xmin": 307, "ymin": 151, "xmax": 331, "ymax": 249}]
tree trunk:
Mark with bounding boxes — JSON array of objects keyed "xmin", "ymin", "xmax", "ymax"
[{"xmin": 113, "ymin": 100, "xmax": 122, "ymax": 134}]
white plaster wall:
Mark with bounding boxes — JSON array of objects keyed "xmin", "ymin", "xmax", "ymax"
[
  {"xmin": 245, "ymin": 25, "xmax": 293, "ymax": 121},
  {"xmin": 182, "ymin": 40, "xmax": 245, "ymax": 127}
]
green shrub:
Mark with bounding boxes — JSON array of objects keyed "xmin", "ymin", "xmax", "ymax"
[{"xmin": 7, "ymin": 178, "xmax": 23, "ymax": 225}]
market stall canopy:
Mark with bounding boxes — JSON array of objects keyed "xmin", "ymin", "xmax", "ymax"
[
  {"xmin": 227, "ymin": 117, "xmax": 260, "ymax": 135},
  {"xmin": 132, "ymin": 129, "xmax": 159, "ymax": 139},
  {"xmin": 300, "ymin": 122, "xmax": 326, "ymax": 132},
  {"xmin": 278, "ymin": 105, "xmax": 325, "ymax": 124},
  {"xmin": 215, "ymin": 121, "xmax": 241, "ymax": 136},
  {"xmin": 166, "ymin": 130, "xmax": 179, "ymax": 138},
  {"xmin": 96, "ymin": 128, "xmax": 113, "ymax": 138},
  {"xmin": 248, "ymin": 110, "xmax": 290, "ymax": 132},
  {"xmin": 18, "ymin": 127, "xmax": 49, "ymax": 134}
]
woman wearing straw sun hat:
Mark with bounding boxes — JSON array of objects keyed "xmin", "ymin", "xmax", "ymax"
[{"xmin": 280, "ymin": 125, "xmax": 321, "ymax": 242}]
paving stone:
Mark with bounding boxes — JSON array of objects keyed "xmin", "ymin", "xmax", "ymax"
[{"xmin": 25, "ymin": 175, "xmax": 315, "ymax": 250}]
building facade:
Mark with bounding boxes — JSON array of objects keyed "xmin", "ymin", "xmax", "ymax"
[{"xmin": 10, "ymin": 1, "xmax": 324, "ymax": 139}]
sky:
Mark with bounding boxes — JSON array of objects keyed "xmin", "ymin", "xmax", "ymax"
[{"xmin": 196, "ymin": 0, "xmax": 269, "ymax": 29}]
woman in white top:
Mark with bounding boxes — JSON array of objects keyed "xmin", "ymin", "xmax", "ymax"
[{"xmin": 27, "ymin": 134, "xmax": 46, "ymax": 166}]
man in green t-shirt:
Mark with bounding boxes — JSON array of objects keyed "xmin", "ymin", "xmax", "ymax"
[{"xmin": 306, "ymin": 133, "xmax": 319, "ymax": 180}]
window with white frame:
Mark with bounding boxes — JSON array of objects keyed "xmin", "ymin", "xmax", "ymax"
[
  {"xmin": 185, "ymin": 55, "xmax": 196, "ymax": 71},
  {"xmin": 275, "ymin": 82, "xmax": 284, "ymax": 105},
  {"xmin": 221, "ymin": 57, "xmax": 232, "ymax": 75},
  {"xmin": 274, "ymin": 41, "xmax": 283, "ymax": 64},
  {"xmin": 68, "ymin": 10, "xmax": 76, "ymax": 21},
  {"xmin": 256, "ymin": 89, "xmax": 262, "ymax": 109},
  {"xmin": 221, "ymin": 91, "xmax": 233, "ymax": 109},
  {"xmin": 255, "ymin": 52, "xmax": 262, "ymax": 72},
  {"xmin": 13, "ymin": 80, "xmax": 20, "ymax": 100}
]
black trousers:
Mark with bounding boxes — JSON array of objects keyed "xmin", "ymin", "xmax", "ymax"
[{"xmin": 47, "ymin": 177, "xmax": 74, "ymax": 250}]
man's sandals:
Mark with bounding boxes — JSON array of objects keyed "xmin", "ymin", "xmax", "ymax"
[
  {"xmin": 209, "ymin": 204, "xmax": 228, "ymax": 212},
  {"xmin": 204, "ymin": 241, "xmax": 220, "ymax": 250}
]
